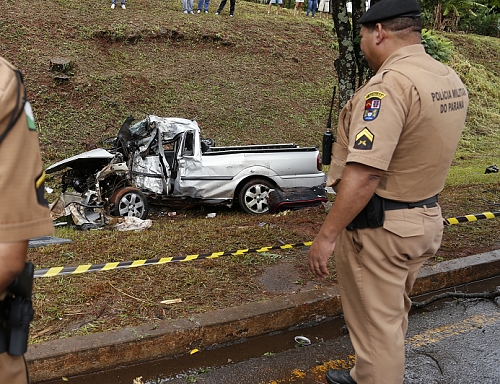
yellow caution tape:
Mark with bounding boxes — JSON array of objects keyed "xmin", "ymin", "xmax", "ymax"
[
  {"xmin": 33, "ymin": 242, "xmax": 313, "ymax": 278},
  {"xmin": 444, "ymin": 211, "xmax": 500, "ymax": 225},
  {"xmin": 33, "ymin": 210, "xmax": 500, "ymax": 279}
]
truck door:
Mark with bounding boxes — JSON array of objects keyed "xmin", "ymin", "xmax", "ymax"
[
  {"xmin": 175, "ymin": 131, "xmax": 204, "ymax": 196},
  {"xmin": 131, "ymin": 128, "xmax": 171, "ymax": 195}
]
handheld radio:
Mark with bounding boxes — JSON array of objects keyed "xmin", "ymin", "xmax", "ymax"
[{"xmin": 321, "ymin": 86, "xmax": 337, "ymax": 165}]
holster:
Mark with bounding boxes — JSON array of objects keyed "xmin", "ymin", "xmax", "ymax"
[
  {"xmin": 0, "ymin": 262, "xmax": 35, "ymax": 356},
  {"xmin": 346, "ymin": 194, "xmax": 385, "ymax": 230}
]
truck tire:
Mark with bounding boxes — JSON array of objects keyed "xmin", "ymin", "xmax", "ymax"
[
  {"xmin": 110, "ymin": 187, "xmax": 149, "ymax": 219},
  {"xmin": 238, "ymin": 178, "xmax": 274, "ymax": 215}
]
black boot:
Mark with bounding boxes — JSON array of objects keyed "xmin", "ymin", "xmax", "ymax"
[{"xmin": 326, "ymin": 369, "xmax": 357, "ymax": 384}]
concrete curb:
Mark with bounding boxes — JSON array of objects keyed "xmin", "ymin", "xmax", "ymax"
[{"xmin": 27, "ymin": 250, "xmax": 500, "ymax": 383}]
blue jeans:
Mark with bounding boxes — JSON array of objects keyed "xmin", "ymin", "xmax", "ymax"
[
  {"xmin": 112, "ymin": 0, "xmax": 125, "ymax": 4},
  {"xmin": 183, "ymin": 0, "xmax": 194, "ymax": 12},
  {"xmin": 198, "ymin": 0, "xmax": 210, "ymax": 11},
  {"xmin": 306, "ymin": 0, "xmax": 317, "ymax": 16}
]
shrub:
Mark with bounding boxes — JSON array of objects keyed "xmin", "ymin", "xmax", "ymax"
[
  {"xmin": 459, "ymin": 7, "xmax": 500, "ymax": 37},
  {"xmin": 421, "ymin": 29, "xmax": 454, "ymax": 63}
]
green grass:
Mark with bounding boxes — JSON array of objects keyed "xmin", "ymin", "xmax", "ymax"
[{"xmin": 445, "ymin": 32, "xmax": 500, "ymax": 187}]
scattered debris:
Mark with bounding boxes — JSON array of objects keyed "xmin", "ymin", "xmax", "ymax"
[
  {"xmin": 485, "ymin": 164, "xmax": 498, "ymax": 174},
  {"xmin": 109, "ymin": 281, "xmax": 145, "ymax": 302},
  {"xmin": 28, "ymin": 236, "xmax": 72, "ymax": 248},
  {"xmin": 322, "ymin": 201, "xmax": 334, "ymax": 211},
  {"xmin": 268, "ymin": 186, "xmax": 328, "ymax": 214},
  {"xmin": 160, "ymin": 298, "xmax": 183, "ymax": 305},
  {"xmin": 115, "ymin": 217, "xmax": 152, "ymax": 231},
  {"xmin": 294, "ymin": 335, "xmax": 312, "ymax": 346},
  {"xmin": 275, "ymin": 210, "xmax": 291, "ymax": 217},
  {"xmin": 49, "ymin": 191, "xmax": 107, "ymax": 230}
]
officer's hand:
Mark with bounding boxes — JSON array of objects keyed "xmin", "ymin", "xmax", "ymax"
[{"xmin": 307, "ymin": 233, "xmax": 335, "ymax": 279}]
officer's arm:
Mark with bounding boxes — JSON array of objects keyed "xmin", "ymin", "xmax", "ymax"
[
  {"xmin": 308, "ymin": 162, "xmax": 383, "ymax": 278},
  {"xmin": 0, "ymin": 241, "xmax": 28, "ymax": 295}
]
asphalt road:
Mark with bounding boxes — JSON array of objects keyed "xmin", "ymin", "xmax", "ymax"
[
  {"xmin": 166, "ymin": 290, "xmax": 500, "ymax": 383},
  {"xmin": 56, "ymin": 276, "xmax": 500, "ymax": 384}
]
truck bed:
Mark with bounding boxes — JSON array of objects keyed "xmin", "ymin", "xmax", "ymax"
[{"xmin": 203, "ymin": 143, "xmax": 318, "ymax": 155}]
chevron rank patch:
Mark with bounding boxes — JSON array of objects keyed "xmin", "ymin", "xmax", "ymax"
[
  {"xmin": 354, "ymin": 128, "xmax": 374, "ymax": 150},
  {"xmin": 363, "ymin": 91, "xmax": 386, "ymax": 121}
]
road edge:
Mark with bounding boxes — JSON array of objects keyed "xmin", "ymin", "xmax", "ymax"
[{"xmin": 27, "ymin": 250, "xmax": 500, "ymax": 382}]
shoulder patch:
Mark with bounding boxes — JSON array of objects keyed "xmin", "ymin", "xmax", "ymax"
[
  {"xmin": 363, "ymin": 91, "xmax": 386, "ymax": 121},
  {"xmin": 25, "ymin": 101, "xmax": 36, "ymax": 130},
  {"xmin": 354, "ymin": 128, "xmax": 374, "ymax": 150}
]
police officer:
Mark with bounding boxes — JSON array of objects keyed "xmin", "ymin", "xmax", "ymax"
[
  {"xmin": 307, "ymin": 0, "xmax": 469, "ymax": 383},
  {"xmin": 0, "ymin": 56, "xmax": 54, "ymax": 383}
]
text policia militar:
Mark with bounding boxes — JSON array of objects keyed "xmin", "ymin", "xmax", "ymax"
[{"xmin": 431, "ymin": 87, "xmax": 468, "ymax": 114}]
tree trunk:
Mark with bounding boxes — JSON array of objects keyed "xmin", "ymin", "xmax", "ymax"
[
  {"xmin": 331, "ymin": 0, "xmax": 382, "ymax": 107},
  {"xmin": 332, "ymin": 0, "xmax": 357, "ymax": 108}
]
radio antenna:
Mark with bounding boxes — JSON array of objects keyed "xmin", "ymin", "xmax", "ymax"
[{"xmin": 321, "ymin": 86, "xmax": 337, "ymax": 165}]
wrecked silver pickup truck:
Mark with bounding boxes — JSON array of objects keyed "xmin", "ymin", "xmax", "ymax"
[{"xmin": 46, "ymin": 115, "xmax": 326, "ymax": 220}]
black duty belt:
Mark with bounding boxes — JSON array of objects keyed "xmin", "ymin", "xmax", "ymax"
[{"xmin": 384, "ymin": 195, "xmax": 438, "ymax": 211}]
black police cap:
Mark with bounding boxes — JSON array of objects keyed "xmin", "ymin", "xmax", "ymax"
[{"xmin": 358, "ymin": 0, "xmax": 421, "ymax": 24}]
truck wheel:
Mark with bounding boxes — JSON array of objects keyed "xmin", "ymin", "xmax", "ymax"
[
  {"xmin": 238, "ymin": 178, "xmax": 274, "ymax": 215},
  {"xmin": 110, "ymin": 187, "xmax": 149, "ymax": 219}
]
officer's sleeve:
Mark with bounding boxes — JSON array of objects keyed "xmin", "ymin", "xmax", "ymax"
[{"xmin": 346, "ymin": 80, "xmax": 409, "ymax": 171}]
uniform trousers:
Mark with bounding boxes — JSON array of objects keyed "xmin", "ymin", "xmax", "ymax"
[
  {"xmin": 335, "ymin": 205, "xmax": 443, "ymax": 384},
  {"xmin": 0, "ymin": 353, "xmax": 29, "ymax": 384}
]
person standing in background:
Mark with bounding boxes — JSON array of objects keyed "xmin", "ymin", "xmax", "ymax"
[
  {"xmin": 215, "ymin": 0, "xmax": 235, "ymax": 17},
  {"xmin": 197, "ymin": 0, "xmax": 210, "ymax": 13},
  {"xmin": 306, "ymin": 0, "xmax": 318, "ymax": 18},
  {"xmin": 318, "ymin": 0, "xmax": 329, "ymax": 18},
  {"xmin": 183, "ymin": 0, "xmax": 195, "ymax": 14},
  {"xmin": 294, "ymin": 0, "xmax": 304, "ymax": 16},
  {"xmin": 111, "ymin": 0, "xmax": 125, "ymax": 9},
  {"xmin": 267, "ymin": 0, "xmax": 283, "ymax": 15}
]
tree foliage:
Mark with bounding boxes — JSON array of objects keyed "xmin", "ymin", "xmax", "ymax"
[
  {"xmin": 419, "ymin": 0, "xmax": 499, "ymax": 35},
  {"xmin": 421, "ymin": 29, "xmax": 454, "ymax": 63}
]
